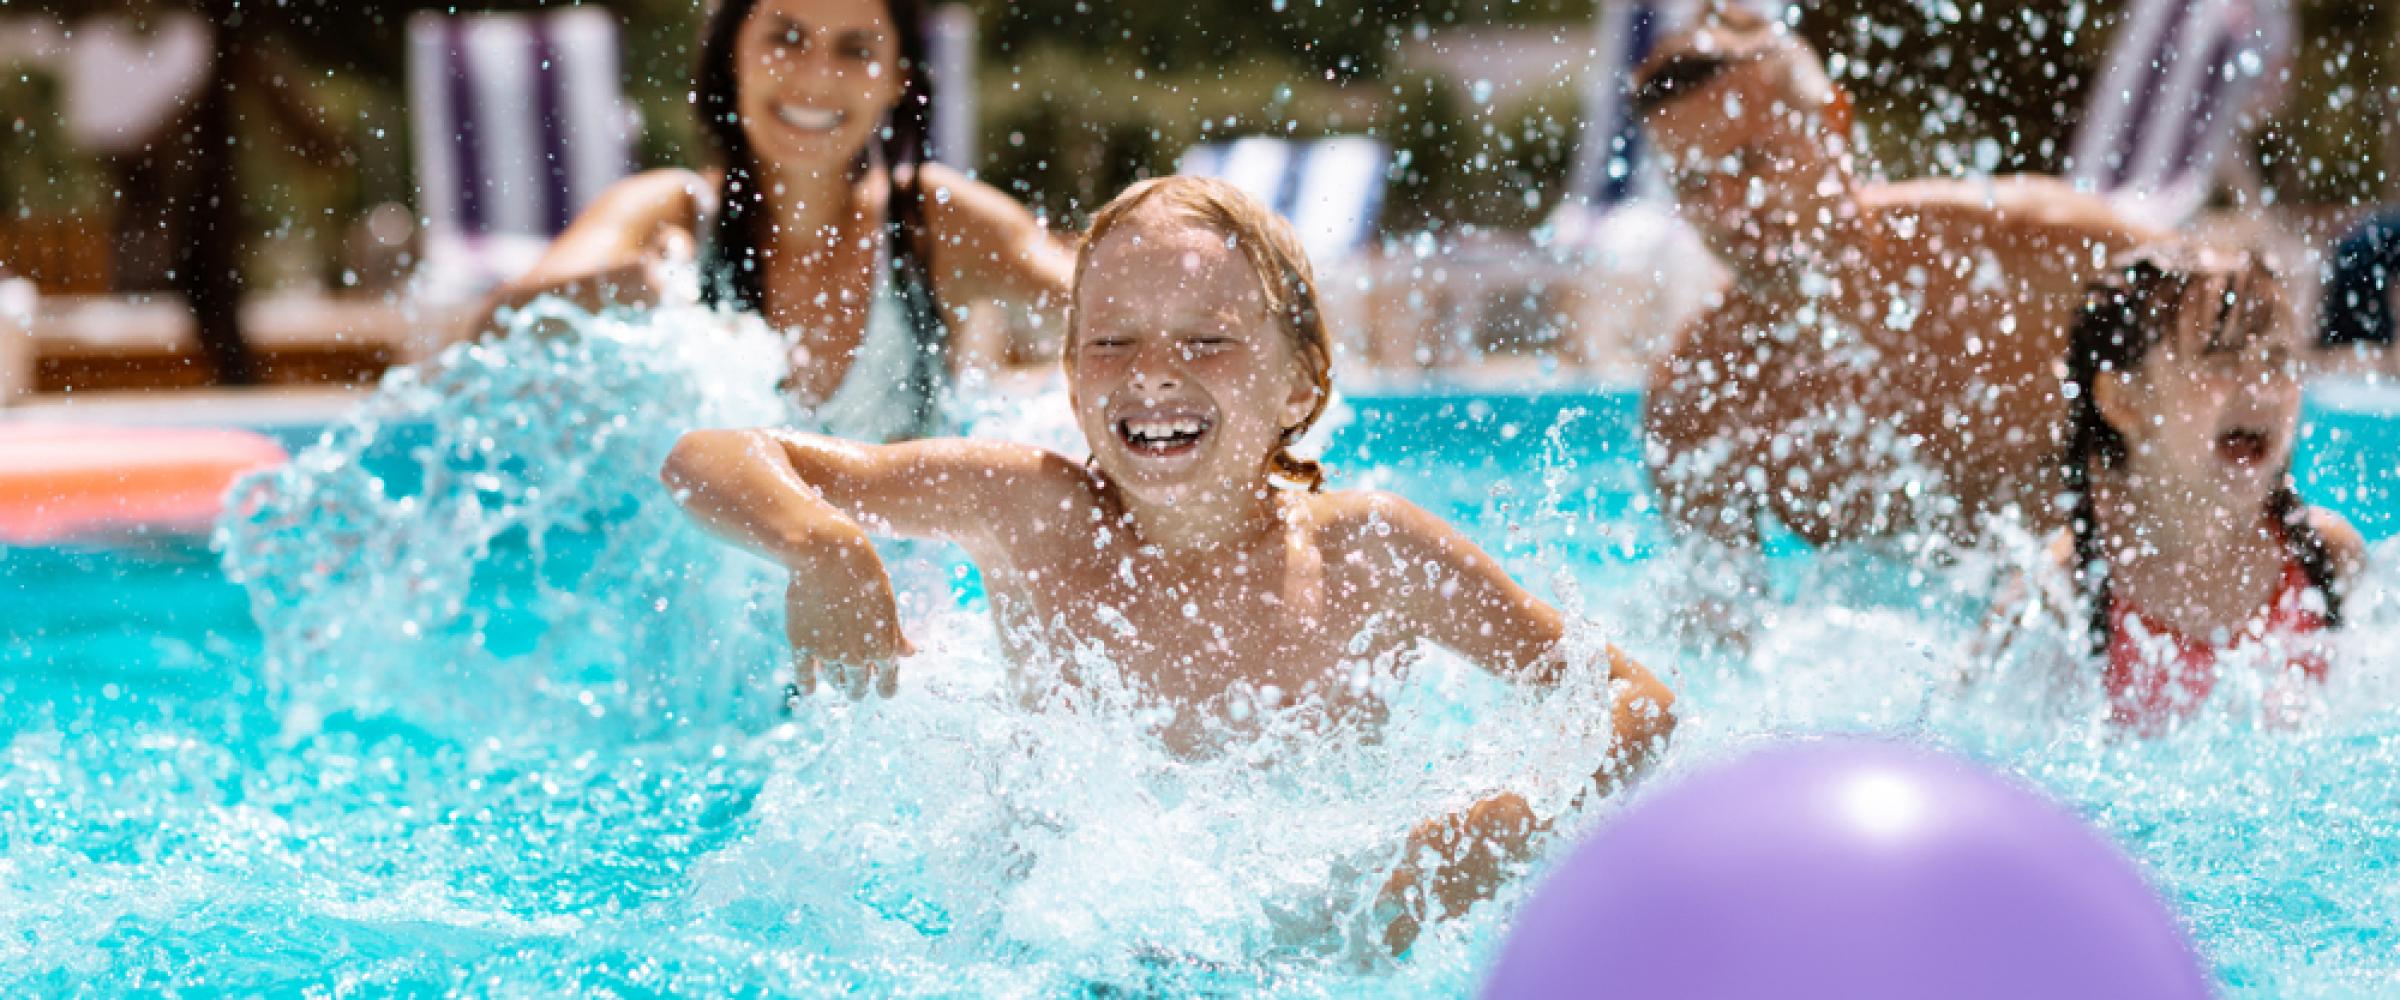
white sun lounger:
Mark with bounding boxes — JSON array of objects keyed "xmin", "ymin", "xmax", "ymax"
[
  {"xmin": 1550, "ymin": 0, "xmax": 1682, "ymax": 244},
  {"xmin": 923, "ymin": 4, "xmax": 980, "ymax": 167},
  {"xmin": 1178, "ymin": 136, "xmax": 1390, "ymax": 266}
]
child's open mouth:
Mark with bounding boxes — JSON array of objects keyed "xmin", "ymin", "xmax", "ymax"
[
  {"xmin": 1116, "ymin": 415, "xmax": 1212, "ymax": 458},
  {"xmin": 2216, "ymin": 428, "xmax": 2272, "ymax": 466}
]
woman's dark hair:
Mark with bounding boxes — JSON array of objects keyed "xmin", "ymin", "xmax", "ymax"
[
  {"xmin": 2061, "ymin": 245, "xmax": 2340, "ymax": 653},
  {"xmin": 694, "ymin": 0, "xmax": 948, "ymax": 435}
]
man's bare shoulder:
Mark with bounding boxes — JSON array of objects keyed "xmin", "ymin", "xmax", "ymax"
[{"xmin": 1866, "ymin": 175, "xmax": 2156, "ymax": 245}]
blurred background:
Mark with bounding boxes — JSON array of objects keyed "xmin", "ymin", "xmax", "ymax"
[{"xmin": 1, "ymin": 0, "xmax": 2394, "ymax": 391}]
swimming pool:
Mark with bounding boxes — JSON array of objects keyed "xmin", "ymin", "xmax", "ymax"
[{"xmin": 7, "ymin": 320, "xmax": 2400, "ymax": 995}]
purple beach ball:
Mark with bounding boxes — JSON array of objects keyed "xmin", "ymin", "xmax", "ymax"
[{"xmin": 1484, "ymin": 737, "xmax": 2211, "ymax": 1000}]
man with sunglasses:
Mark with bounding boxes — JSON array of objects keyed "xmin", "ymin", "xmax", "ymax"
[{"xmin": 1632, "ymin": 7, "xmax": 2158, "ymax": 641}]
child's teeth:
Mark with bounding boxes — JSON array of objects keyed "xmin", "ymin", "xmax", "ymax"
[{"xmin": 1121, "ymin": 417, "xmax": 1204, "ymax": 444}]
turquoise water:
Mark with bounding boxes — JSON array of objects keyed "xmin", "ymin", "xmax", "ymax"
[{"xmin": 6, "ymin": 312, "xmax": 2400, "ymax": 995}]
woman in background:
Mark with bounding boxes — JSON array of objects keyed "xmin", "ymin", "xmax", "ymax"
[{"xmin": 494, "ymin": 0, "xmax": 1071, "ymax": 440}]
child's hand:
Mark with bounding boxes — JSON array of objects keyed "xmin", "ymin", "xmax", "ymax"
[
  {"xmin": 785, "ymin": 573, "xmax": 914, "ymax": 700},
  {"xmin": 1375, "ymin": 792, "xmax": 1545, "ymax": 955}
]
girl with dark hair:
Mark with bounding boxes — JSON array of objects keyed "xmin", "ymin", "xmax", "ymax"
[
  {"xmin": 1997, "ymin": 244, "xmax": 2366, "ymax": 733},
  {"xmin": 493, "ymin": 0, "xmax": 1071, "ymax": 441}
]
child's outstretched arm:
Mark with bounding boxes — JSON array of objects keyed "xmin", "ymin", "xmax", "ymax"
[
  {"xmin": 1336, "ymin": 492, "xmax": 1676, "ymax": 954},
  {"xmin": 1346, "ymin": 493, "xmax": 1677, "ymax": 768},
  {"xmin": 660, "ymin": 428, "xmax": 1067, "ymax": 697}
]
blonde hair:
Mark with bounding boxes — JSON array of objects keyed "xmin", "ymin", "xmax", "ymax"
[{"xmin": 1068, "ymin": 175, "xmax": 1334, "ymax": 491}]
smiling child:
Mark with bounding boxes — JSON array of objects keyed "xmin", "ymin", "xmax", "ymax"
[{"xmin": 659, "ymin": 175, "xmax": 1676, "ymax": 952}]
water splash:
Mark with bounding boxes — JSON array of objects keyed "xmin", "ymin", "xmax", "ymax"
[
  {"xmin": 216, "ymin": 299, "xmax": 799, "ymax": 745},
  {"xmin": 5, "ymin": 309, "xmax": 2390, "ymax": 994},
  {"xmin": 183, "ymin": 302, "xmax": 1647, "ymax": 994}
]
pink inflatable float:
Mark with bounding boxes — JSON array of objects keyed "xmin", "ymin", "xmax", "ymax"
[{"xmin": 0, "ymin": 424, "xmax": 287, "ymax": 543}]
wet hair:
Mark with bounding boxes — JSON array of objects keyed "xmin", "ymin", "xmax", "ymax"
[
  {"xmin": 694, "ymin": 0, "xmax": 947, "ymax": 433},
  {"xmin": 2061, "ymin": 245, "xmax": 2340, "ymax": 653},
  {"xmin": 1069, "ymin": 176, "xmax": 1334, "ymax": 492}
]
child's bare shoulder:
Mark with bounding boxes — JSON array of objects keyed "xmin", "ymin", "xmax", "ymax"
[
  {"xmin": 2306, "ymin": 506, "xmax": 2369, "ymax": 579},
  {"xmin": 1303, "ymin": 488, "xmax": 1476, "ymax": 562}
]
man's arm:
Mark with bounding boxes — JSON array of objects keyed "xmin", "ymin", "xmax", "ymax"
[{"xmin": 1893, "ymin": 175, "xmax": 2164, "ymax": 267}]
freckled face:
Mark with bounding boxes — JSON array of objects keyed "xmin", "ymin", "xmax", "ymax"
[
  {"xmin": 734, "ymin": 0, "xmax": 904, "ymax": 171},
  {"xmin": 1647, "ymin": 61, "xmax": 1848, "ymax": 279},
  {"xmin": 1069, "ymin": 215, "xmax": 1319, "ymax": 507}
]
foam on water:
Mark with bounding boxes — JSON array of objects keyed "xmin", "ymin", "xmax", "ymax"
[{"xmin": 7, "ymin": 301, "xmax": 2397, "ymax": 994}]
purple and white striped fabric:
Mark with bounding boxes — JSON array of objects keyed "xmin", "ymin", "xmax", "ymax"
[
  {"xmin": 407, "ymin": 9, "xmax": 631, "ymax": 291},
  {"xmin": 2069, "ymin": 0, "xmax": 2292, "ymax": 226},
  {"xmin": 1564, "ymin": 0, "xmax": 1676, "ymax": 215}
]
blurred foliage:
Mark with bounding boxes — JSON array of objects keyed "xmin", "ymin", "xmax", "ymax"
[
  {"xmin": 0, "ymin": 70, "xmax": 101, "ymax": 217},
  {"xmin": 2263, "ymin": 0, "xmax": 2400, "ymax": 205},
  {"xmin": 969, "ymin": 45, "xmax": 1576, "ymax": 230},
  {"xmin": 967, "ymin": 3, "xmax": 1590, "ymax": 230},
  {"xmin": 1795, "ymin": 0, "xmax": 2400, "ymax": 206},
  {"xmin": 974, "ymin": 0, "xmax": 1597, "ymax": 80},
  {"xmin": 1796, "ymin": 0, "xmax": 2108, "ymax": 178}
]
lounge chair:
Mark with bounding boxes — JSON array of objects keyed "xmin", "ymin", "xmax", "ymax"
[
  {"xmin": 924, "ymin": 3, "xmax": 980, "ymax": 167},
  {"xmin": 406, "ymin": 8, "xmax": 633, "ymax": 301},
  {"xmin": 2068, "ymin": 0, "xmax": 2294, "ymax": 227},
  {"xmin": 1550, "ymin": 0, "xmax": 1679, "ymax": 245},
  {"xmin": 1179, "ymin": 136, "xmax": 1391, "ymax": 267}
]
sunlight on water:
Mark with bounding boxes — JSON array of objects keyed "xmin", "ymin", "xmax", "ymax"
[{"xmin": 1, "ymin": 302, "xmax": 2394, "ymax": 995}]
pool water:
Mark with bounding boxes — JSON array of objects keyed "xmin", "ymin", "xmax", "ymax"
[{"xmin": 6, "ymin": 313, "xmax": 2400, "ymax": 996}]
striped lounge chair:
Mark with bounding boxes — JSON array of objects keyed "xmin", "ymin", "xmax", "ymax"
[
  {"xmin": 2068, "ymin": 0, "xmax": 2294, "ymax": 227},
  {"xmin": 406, "ymin": 8, "xmax": 633, "ymax": 300},
  {"xmin": 1177, "ymin": 136, "xmax": 1391, "ymax": 267}
]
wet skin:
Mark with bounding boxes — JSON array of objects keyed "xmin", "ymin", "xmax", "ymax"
[
  {"xmin": 1642, "ymin": 60, "xmax": 2161, "ymax": 549},
  {"xmin": 665, "ymin": 211, "xmax": 1668, "ymax": 751},
  {"xmin": 486, "ymin": 0, "xmax": 1072, "ymax": 392},
  {"xmin": 2074, "ymin": 272, "xmax": 2362, "ymax": 644},
  {"xmin": 661, "ymin": 205, "xmax": 1677, "ymax": 953},
  {"xmin": 730, "ymin": 0, "xmax": 912, "ymax": 404}
]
